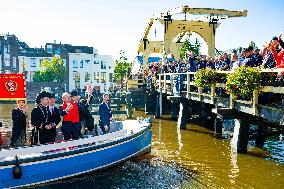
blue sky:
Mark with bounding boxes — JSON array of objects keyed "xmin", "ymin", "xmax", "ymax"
[{"xmin": 0, "ymin": 0, "xmax": 283, "ymax": 59}]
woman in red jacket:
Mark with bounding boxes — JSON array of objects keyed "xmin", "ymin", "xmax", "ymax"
[
  {"xmin": 271, "ymin": 37, "xmax": 284, "ymax": 68},
  {"xmin": 60, "ymin": 92, "xmax": 81, "ymax": 140}
]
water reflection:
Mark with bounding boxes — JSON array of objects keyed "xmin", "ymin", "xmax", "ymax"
[
  {"xmin": 229, "ymin": 119, "xmax": 239, "ymax": 184},
  {"xmin": 176, "ymin": 125, "xmax": 183, "ymax": 155},
  {"xmin": 229, "ymin": 147, "xmax": 239, "ymax": 184}
]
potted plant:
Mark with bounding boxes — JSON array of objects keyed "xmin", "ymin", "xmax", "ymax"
[
  {"xmin": 226, "ymin": 66, "xmax": 261, "ymax": 100},
  {"xmin": 194, "ymin": 68, "xmax": 217, "ymax": 92}
]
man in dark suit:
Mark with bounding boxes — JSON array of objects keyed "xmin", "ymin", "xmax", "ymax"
[
  {"xmin": 11, "ymin": 99, "xmax": 28, "ymax": 147},
  {"xmin": 48, "ymin": 93, "xmax": 61, "ymax": 142},
  {"xmin": 31, "ymin": 91, "xmax": 52, "ymax": 144},
  {"xmin": 99, "ymin": 94, "xmax": 112, "ymax": 134}
]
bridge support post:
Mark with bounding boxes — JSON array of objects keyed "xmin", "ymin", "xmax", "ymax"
[
  {"xmin": 255, "ymin": 123, "xmax": 268, "ymax": 148},
  {"xmin": 170, "ymin": 102, "xmax": 179, "ymax": 121},
  {"xmin": 236, "ymin": 118, "xmax": 250, "ymax": 153},
  {"xmin": 177, "ymin": 98, "xmax": 189, "ymax": 130},
  {"xmin": 125, "ymin": 92, "xmax": 133, "ymax": 119},
  {"xmin": 214, "ymin": 116, "xmax": 223, "ymax": 138},
  {"xmin": 145, "ymin": 90, "xmax": 158, "ymax": 115},
  {"xmin": 155, "ymin": 92, "xmax": 161, "ymax": 119}
]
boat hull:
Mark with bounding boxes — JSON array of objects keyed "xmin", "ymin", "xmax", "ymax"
[{"xmin": 0, "ymin": 129, "xmax": 152, "ymax": 189}]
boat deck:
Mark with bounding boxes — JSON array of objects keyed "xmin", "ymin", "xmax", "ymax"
[{"xmin": 0, "ymin": 120, "xmax": 150, "ymax": 164}]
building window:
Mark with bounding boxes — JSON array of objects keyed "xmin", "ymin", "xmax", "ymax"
[
  {"xmin": 4, "ymin": 58, "xmax": 10, "ymax": 66},
  {"xmin": 101, "ymin": 72, "xmax": 106, "ymax": 83},
  {"xmin": 109, "ymin": 73, "xmax": 113, "ymax": 82},
  {"xmin": 55, "ymin": 48, "xmax": 61, "ymax": 55},
  {"xmin": 62, "ymin": 59, "xmax": 67, "ymax": 67},
  {"xmin": 30, "ymin": 58, "xmax": 36, "ymax": 67},
  {"xmin": 4, "ymin": 45, "xmax": 10, "ymax": 53},
  {"xmin": 94, "ymin": 60, "xmax": 99, "ymax": 64},
  {"xmin": 73, "ymin": 60, "xmax": 78, "ymax": 68},
  {"xmin": 85, "ymin": 72, "xmax": 90, "ymax": 82},
  {"xmin": 85, "ymin": 60, "xmax": 90, "ymax": 64},
  {"xmin": 75, "ymin": 49, "xmax": 82, "ymax": 53},
  {"xmin": 12, "ymin": 57, "xmax": 17, "ymax": 69},
  {"xmin": 80, "ymin": 60, "xmax": 83, "ymax": 68},
  {"xmin": 93, "ymin": 72, "xmax": 96, "ymax": 81},
  {"xmin": 73, "ymin": 71, "xmax": 80, "ymax": 81},
  {"xmin": 30, "ymin": 71, "xmax": 35, "ymax": 81},
  {"xmin": 96, "ymin": 72, "xmax": 100, "ymax": 81},
  {"xmin": 5, "ymin": 70, "xmax": 10, "ymax": 74},
  {"xmin": 101, "ymin": 61, "xmax": 106, "ymax": 69},
  {"xmin": 46, "ymin": 45, "xmax": 53, "ymax": 53}
]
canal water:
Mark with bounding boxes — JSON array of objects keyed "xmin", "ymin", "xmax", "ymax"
[{"xmin": 0, "ymin": 104, "xmax": 283, "ymax": 189}]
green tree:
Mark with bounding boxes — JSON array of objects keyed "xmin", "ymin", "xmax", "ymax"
[
  {"xmin": 33, "ymin": 70, "xmax": 54, "ymax": 82},
  {"xmin": 249, "ymin": 41, "xmax": 257, "ymax": 49},
  {"xmin": 180, "ymin": 39, "xmax": 201, "ymax": 59},
  {"xmin": 33, "ymin": 56, "xmax": 67, "ymax": 82},
  {"xmin": 114, "ymin": 50, "xmax": 132, "ymax": 85}
]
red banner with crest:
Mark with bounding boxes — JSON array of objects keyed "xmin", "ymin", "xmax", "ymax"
[{"xmin": 0, "ymin": 74, "xmax": 26, "ymax": 100}]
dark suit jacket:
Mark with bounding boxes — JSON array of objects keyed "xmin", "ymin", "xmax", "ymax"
[
  {"xmin": 31, "ymin": 106, "xmax": 51, "ymax": 130},
  {"xmin": 12, "ymin": 108, "xmax": 27, "ymax": 130},
  {"xmin": 99, "ymin": 102, "xmax": 112, "ymax": 127},
  {"xmin": 48, "ymin": 106, "xmax": 61, "ymax": 126},
  {"xmin": 78, "ymin": 95, "xmax": 93, "ymax": 121}
]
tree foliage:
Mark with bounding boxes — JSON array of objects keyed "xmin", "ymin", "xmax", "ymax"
[
  {"xmin": 33, "ymin": 56, "xmax": 67, "ymax": 82},
  {"xmin": 249, "ymin": 41, "xmax": 257, "ymax": 49},
  {"xmin": 33, "ymin": 70, "xmax": 54, "ymax": 82},
  {"xmin": 180, "ymin": 39, "xmax": 201, "ymax": 59},
  {"xmin": 114, "ymin": 50, "xmax": 132, "ymax": 83}
]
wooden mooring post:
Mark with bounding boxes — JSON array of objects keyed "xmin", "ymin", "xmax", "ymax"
[
  {"xmin": 235, "ymin": 117, "xmax": 250, "ymax": 153},
  {"xmin": 177, "ymin": 98, "xmax": 189, "ymax": 130}
]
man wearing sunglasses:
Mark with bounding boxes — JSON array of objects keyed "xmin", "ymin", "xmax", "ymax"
[{"xmin": 99, "ymin": 94, "xmax": 113, "ymax": 134}]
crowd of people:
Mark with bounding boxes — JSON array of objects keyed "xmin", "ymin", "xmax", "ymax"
[
  {"xmin": 147, "ymin": 35, "xmax": 284, "ymax": 79},
  {"xmin": 0, "ymin": 89, "xmax": 113, "ymax": 148}
]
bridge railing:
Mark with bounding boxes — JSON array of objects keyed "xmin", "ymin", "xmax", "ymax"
[{"xmin": 157, "ymin": 70, "xmax": 284, "ymax": 116}]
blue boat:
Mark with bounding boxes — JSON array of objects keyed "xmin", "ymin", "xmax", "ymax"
[{"xmin": 0, "ymin": 120, "xmax": 152, "ymax": 189}]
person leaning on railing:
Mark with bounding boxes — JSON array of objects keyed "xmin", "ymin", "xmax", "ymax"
[
  {"xmin": 261, "ymin": 42, "xmax": 276, "ymax": 69},
  {"xmin": 270, "ymin": 35, "xmax": 284, "ymax": 68}
]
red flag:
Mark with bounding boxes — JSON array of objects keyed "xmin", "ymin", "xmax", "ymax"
[{"xmin": 0, "ymin": 74, "xmax": 26, "ymax": 100}]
